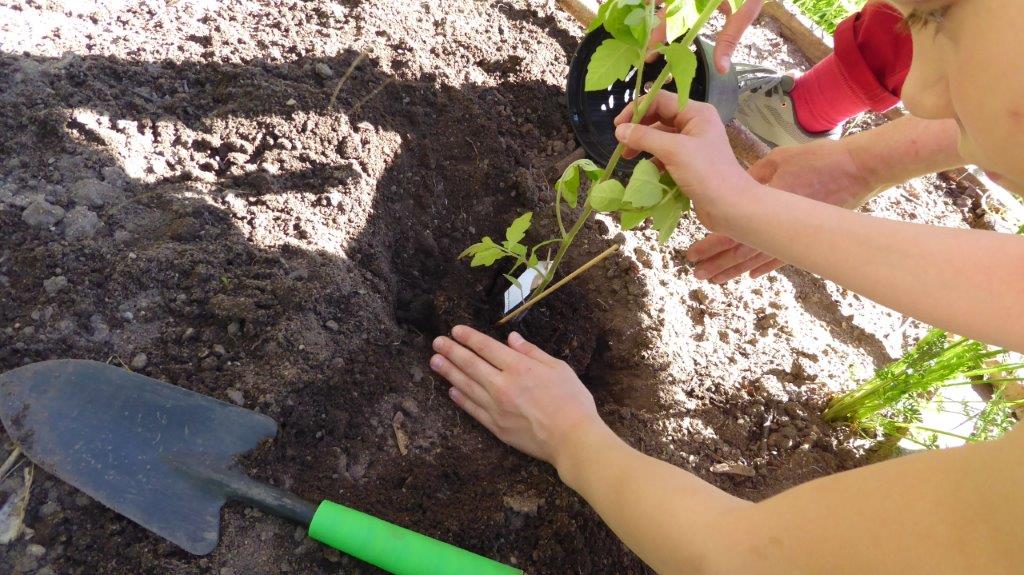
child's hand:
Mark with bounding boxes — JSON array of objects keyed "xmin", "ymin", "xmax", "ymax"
[
  {"xmin": 613, "ymin": 91, "xmax": 758, "ymax": 233},
  {"xmin": 430, "ymin": 326, "xmax": 605, "ymax": 469},
  {"xmin": 686, "ymin": 139, "xmax": 882, "ymax": 283}
]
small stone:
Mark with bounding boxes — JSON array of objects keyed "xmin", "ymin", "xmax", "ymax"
[
  {"xmin": 36, "ymin": 567, "xmax": 56, "ymax": 575},
  {"xmin": 324, "ymin": 319, "xmax": 339, "ymax": 332},
  {"xmin": 220, "ymin": 569, "xmax": 235, "ymax": 575},
  {"xmin": 323, "ymin": 548, "xmax": 341, "ymax": 563},
  {"xmin": 226, "ymin": 388, "xmax": 244, "ymax": 405},
  {"xmin": 710, "ymin": 462, "xmax": 756, "ymax": 478},
  {"xmin": 130, "ymin": 353, "xmax": 148, "ymax": 370},
  {"xmin": 503, "ymin": 494, "xmax": 543, "ymax": 516},
  {"xmin": 43, "ymin": 276, "xmax": 68, "ymax": 295},
  {"xmin": 70, "ymin": 178, "xmax": 115, "ymax": 208},
  {"xmin": 63, "ymin": 206, "xmax": 101, "ymax": 241},
  {"xmin": 409, "ymin": 366, "xmax": 424, "ymax": 383},
  {"xmin": 200, "ymin": 355, "xmax": 220, "ymax": 371},
  {"xmin": 26, "ymin": 544, "xmax": 46, "ymax": 557},
  {"xmin": 181, "ymin": 327, "xmax": 197, "ymax": 342},
  {"xmin": 211, "ymin": 344, "xmax": 227, "ymax": 357},
  {"xmin": 314, "ymin": 63, "xmax": 334, "ymax": 79},
  {"xmin": 39, "ymin": 501, "xmax": 61, "ymax": 517},
  {"xmin": 22, "ymin": 200, "xmax": 65, "ymax": 228}
]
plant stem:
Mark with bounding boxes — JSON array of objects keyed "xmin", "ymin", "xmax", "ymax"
[
  {"xmin": 498, "ymin": 243, "xmax": 621, "ymax": 326},
  {"xmin": 519, "ymin": 0, "xmax": 718, "ymax": 308}
]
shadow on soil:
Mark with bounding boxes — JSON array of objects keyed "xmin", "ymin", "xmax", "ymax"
[{"xmin": 0, "ymin": 44, "xmax": 651, "ymax": 574}]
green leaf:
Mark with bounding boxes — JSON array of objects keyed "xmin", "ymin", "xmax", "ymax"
[
  {"xmin": 623, "ymin": 159, "xmax": 665, "ymax": 208},
  {"xmin": 585, "ymin": 38, "xmax": 640, "ymax": 92},
  {"xmin": 590, "ymin": 179, "xmax": 626, "ymax": 212},
  {"xmin": 556, "ymin": 159, "xmax": 603, "ymax": 208},
  {"xmin": 619, "ymin": 208, "xmax": 650, "ymax": 230},
  {"xmin": 459, "ymin": 236, "xmax": 496, "ymax": 259},
  {"xmin": 503, "ymin": 240, "xmax": 527, "ymax": 258},
  {"xmin": 503, "ymin": 273, "xmax": 525, "ymax": 293},
  {"xmin": 600, "ymin": 0, "xmax": 646, "ymax": 46},
  {"xmin": 505, "ymin": 212, "xmax": 532, "ymax": 244},
  {"xmin": 467, "ymin": 237, "xmax": 508, "ymax": 267},
  {"xmin": 659, "ymin": 43, "xmax": 698, "ymax": 109},
  {"xmin": 664, "ymin": 0, "xmax": 699, "ymax": 43},
  {"xmin": 650, "ymin": 191, "xmax": 691, "ymax": 243}
]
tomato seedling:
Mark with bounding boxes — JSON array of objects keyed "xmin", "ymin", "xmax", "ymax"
[{"xmin": 463, "ymin": 0, "xmax": 741, "ymax": 321}]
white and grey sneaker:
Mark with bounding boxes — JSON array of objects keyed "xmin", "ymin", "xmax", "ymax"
[{"xmin": 733, "ymin": 65, "xmax": 841, "ymax": 148}]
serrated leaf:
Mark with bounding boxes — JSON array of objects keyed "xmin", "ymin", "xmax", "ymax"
[
  {"xmin": 586, "ymin": 38, "xmax": 640, "ymax": 91},
  {"xmin": 557, "ymin": 159, "xmax": 604, "ymax": 207},
  {"xmin": 623, "ymin": 159, "xmax": 665, "ymax": 208},
  {"xmin": 664, "ymin": 0, "xmax": 699, "ymax": 43},
  {"xmin": 470, "ymin": 246, "xmax": 507, "ymax": 267},
  {"xmin": 555, "ymin": 164, "xmax": 582, "ymax": 208},
  {"xmin": 619, "ymin": 208, "xmax": 650, "ymax": 230},
  {"xmin": 650, "ymin": 191, "xmax": 691, "ymax": 243},
  {"xmin": 459, "ymin": 236, "xmax": 498, "ymax": 259},
  {"xmin": 659, "ymin": 43, "xmax": 698, "ymax": 109},
  {"xmin": 590, "ymin": 179, "xmax": 625, "ymax": 212},
  {"xmin": 505, "ymin": 212, "xmax": 532, "ymax": 244},
  {"xmin": 503, "ymin": 240, "xmax": 527, "ymax": 258}
]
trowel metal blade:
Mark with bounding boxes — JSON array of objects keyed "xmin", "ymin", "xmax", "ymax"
[{"xmin": 0, "ymin": 360, "xmax": 277, "ymax": 555}]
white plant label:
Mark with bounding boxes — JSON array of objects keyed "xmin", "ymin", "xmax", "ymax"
[{"xmin": 502, "ymin": 261, "xmax": 552, "ymax": 314}]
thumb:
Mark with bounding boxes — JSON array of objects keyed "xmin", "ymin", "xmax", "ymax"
[
  {"xmin": 713, "ymin": 0, "xmax": 763, "ymax": 73},
  {"xmin": 615, "ymin": 123, "xmax": 682, "ymax": 163}
]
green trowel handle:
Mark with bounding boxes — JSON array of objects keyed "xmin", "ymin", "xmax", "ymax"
[{"xmin": 307, "ymin": 500, "xmax": 523, "ymax": 575}]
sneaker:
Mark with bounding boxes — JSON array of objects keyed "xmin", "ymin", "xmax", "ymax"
[{"xmin": 733, "ymin": 65, "xmax": 841, "ymax": 147}]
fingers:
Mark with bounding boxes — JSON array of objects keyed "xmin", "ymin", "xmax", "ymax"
[
  {"xmin": 451, "ymin": 325, "xmax": 517, "ymax": 370},
  {"xmin": 430, "ymin": 353, "xmax": 493, "ymax": 409},
  {"xmin": 710, "ymin": 252, "xmax": 775, "ymax": 283},
  {"xmin": 686, "ymin": 233, "xmax": 739, "ymax": 264},
  {"xmin": 448, "ymin": 387, "xmax": 499, "ymax": 434},
  {"xmin": 693, "ymin": 242, "xmax": 763, "ymax": 282},
  {"xmin": 750, "ymin": 258, "xmax": 785, "ymax": 279},
  {"xmin": 507, "ymin": 331, "xmax": 560, "ymax": 367},
  {"xmin": 713, "ymin": 0, "xmax": 764, "ymax": 73},
  {"xmin": 433, "ymin": 334, "xmax": 501, "ymax": 386}
]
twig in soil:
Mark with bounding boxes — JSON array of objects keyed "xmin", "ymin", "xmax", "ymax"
[
  {"xmin": 0, "ymin": 447, "xmax": 21, "ymax": 481},
  {"xmin": 497, "ymin": 243, "xmax": 620, "ymax": 326},
  {"xmin": 349, "ymin": 78, "xmax": 394, "ymax": 115},
  {"xmin": 328, "ymin": 52, "xmax": 367, "ymax": 111}
]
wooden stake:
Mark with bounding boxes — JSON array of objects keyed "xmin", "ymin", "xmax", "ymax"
[{"xmin": 497, "ymin": 243, "xmax": 620, "ymax": 326}]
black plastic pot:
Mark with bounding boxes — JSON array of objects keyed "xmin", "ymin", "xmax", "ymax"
[{"xmin": 566, "ymin": 30, "xmax": 739, "ymax": 177}]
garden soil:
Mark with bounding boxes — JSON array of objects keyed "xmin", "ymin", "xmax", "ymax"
[{"xmin": 0, "ymin": 1, "xmax": 981, "ymax": 573}]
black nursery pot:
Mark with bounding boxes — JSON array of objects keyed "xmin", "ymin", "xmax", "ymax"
[{"xmin": 567, "ymin": 30, "xmax": 740, "ymax": 177}]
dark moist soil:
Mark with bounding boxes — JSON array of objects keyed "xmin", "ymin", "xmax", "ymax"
[{"xmin": 0, "ymin": 1, "xmax": 975, "ymax": 574}]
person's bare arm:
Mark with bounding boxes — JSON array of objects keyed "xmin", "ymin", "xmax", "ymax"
[
  {"xmin": 688, "ymin": 115, "xmax": 965, "ymax": 282},
  {"xmin": 615, "ymin": 95, "xmax": 1024, "ymax": 352},
  {"xmin": 844, "ymin": 114, "xmax": 964, "ymax": 190},
  {"xmin": 714, "ymin": 426, "xmax": 1024, "ymax": 574},
  {"xmin": 429, "ymin": 326, "xmax": 1023, "ymax": 575},
  {"xmin": 721, "ymin": 181, "xmax": 1024, "ymax": 352}
]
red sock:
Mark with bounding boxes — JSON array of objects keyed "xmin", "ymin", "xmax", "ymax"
[{"xmin": 789, "ymin": 54, "xmax": 869, "ymax": 134}]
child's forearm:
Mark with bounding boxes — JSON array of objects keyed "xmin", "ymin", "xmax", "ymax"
[
  {"xmin": 843, "ymin": 115, "xmax": 964, "ymax": 190},
  {"xmin": 722, "ymin": 182, "xmax": 1024, "ymax": 353},
  {"xmin": 555, "ymin": 422, "xmax": 750, "ymax": 574}
]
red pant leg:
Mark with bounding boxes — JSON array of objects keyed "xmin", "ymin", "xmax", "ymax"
[{"xmin": 790, "ymin": 2, "xmax": 913, "ymax": 133}]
